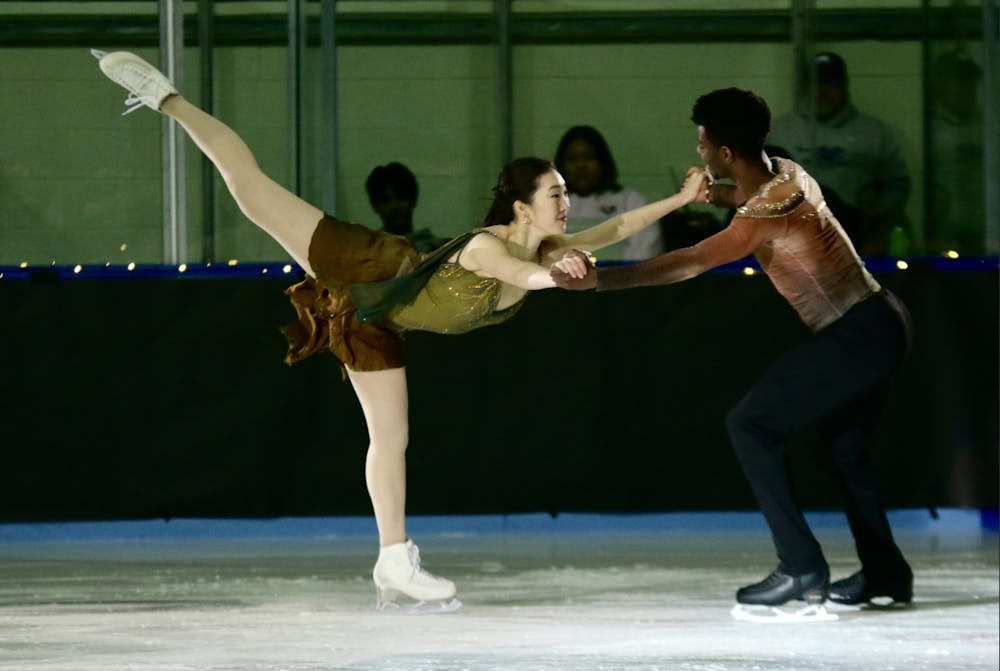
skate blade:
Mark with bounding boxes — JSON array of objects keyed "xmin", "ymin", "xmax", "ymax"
[
  {"xmin": 826, "ymin": 596, "xmax": 911, "ymax": 611},
  {"xmin": 730, "ymin": 603, "xmax": 838, "ymax": 623},
  {"xmin": 867, "ymin": 595, "xmax": 913, "ymax": 608},
  {"xmin": 376, "ymin": 597, "xmax": 462, "ymax": 615},
  {"xmin": 824, "ymin": 600, "xmax": 864, "ymax": 612}
]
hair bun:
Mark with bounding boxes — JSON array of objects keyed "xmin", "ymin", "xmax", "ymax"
[{"xmin": 491, "ymin": 179, "xmax": 509, "ymax": 199}]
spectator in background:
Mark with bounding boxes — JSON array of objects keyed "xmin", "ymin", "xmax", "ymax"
[
  {"xmin": 769, "ymin": 52, "xmax": 912, "ymax": 256},
  {"xmin": 365, "ymin": 162, "xmax": 444, "ymax": 253},
  {"xmin": 926, "ymin": 49, "xmax": 987, "ymax": 255},
  {"xmin": 555, "ymin": 125, "xmax": 664, "ymax": 260}
]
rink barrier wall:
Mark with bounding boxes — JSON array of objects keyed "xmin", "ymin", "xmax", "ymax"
[{"xmin": 0, "ymin": 263, "xmax": 996, "ymax": 522}]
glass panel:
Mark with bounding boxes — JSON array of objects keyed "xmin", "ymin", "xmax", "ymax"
[
  {"xmin": 782, "ymin": 0, "xmax": 996, "ymax": 258},
  {"xmin": 774, "ymin": 1, "xmax": 922, "ymax": 256},
  {"xmin": 0, "ymin": 1, "xmax": 163, "ymax": 267},
  {"xmin": 924, "ymin": 0, "xmax": 996, "ymax": 255},
  {"xmin": 328, "ymin": 42, "xmax": 501, "ymax": 243},
  {"xmin": 0, "ymin": 0, "xmax": 996, "ymax": 266}
]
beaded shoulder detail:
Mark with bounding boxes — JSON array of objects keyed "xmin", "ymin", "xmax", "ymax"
[{"xmin": 736, "ymin": 159, "xmax": 804, "ymax": 217}]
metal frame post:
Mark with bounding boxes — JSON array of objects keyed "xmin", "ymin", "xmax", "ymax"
[
  {"xmin": 496, "ymin": 0, "xmax": 512, "ymax": 166},
  {"xmin": 288, "ymin": 0, "xmax": 306, "ymax": 196},
  {"xmin": 982, "ymin": 1, "xmax": 999, "ymax": 252},
  {"xmin": 790, "ymin": 0, "xmax": 815, "ymax": 119},
  {"xmin": 198, "ymin": 0, "xmax": 215, "ymax": 263},
  {"xmin": 321, "ymin": 0, "xmax": 338, "ymax": 214},
  {"xmin": 160, "ymin": 0, "xmax": 186, "ymax": 265}
]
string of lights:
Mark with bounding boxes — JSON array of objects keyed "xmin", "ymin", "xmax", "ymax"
[
  {"xmin": 0, "ymin": 260, "xmax": 301, "ymax": 281},
  {"xmin": 0, "ymin": 255, "xmax": 994, "ymax": 281}
]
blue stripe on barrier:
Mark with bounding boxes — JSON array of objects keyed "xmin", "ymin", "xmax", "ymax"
[{"xmin": 0, "ymin": 508, "xmax": 991, "ymax": 543}]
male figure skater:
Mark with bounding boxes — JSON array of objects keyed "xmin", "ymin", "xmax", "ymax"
[{"xmin": 552, "ymin": 88, "xmax": 914, "ymax": 620}]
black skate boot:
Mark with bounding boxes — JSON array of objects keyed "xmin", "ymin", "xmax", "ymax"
[
  {"xmin": 828, "ymin": 568, "xmax": 913, "ymax": 606},
  {"xmin": 736, "ymin": 567, "xmax": 829, "ymax": 606},
  {"xmin": 730, "ymin": 567, "xmax": 836, "ymax": 622}
]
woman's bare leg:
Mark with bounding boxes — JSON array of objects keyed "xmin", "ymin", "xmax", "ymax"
[
  {"xmin": 346, "ymin": 366, "xmax": 409, "ymax": 547},
  {"xmin": 347, "ymin": 365, "xmax": 457, "ymax": 608},
  {"xmin": 160, "ymin": 95, "xmax": 321, "ymax": 276}
]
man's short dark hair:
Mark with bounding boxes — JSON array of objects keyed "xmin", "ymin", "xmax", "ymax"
[
  {"xmin": 365, "ymin": 162, "xmax": 418, "ymax": 203},
  {"xmin": 690, "ymin": 88, "xmax": 771, "ymax": 160}
]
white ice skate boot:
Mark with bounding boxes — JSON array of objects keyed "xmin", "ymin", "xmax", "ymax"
[
  {"xmin": 91, "ymin": 49, "xmax": 178, "ymax": 115},
  {"xmin": 372, "ymin": 539, "xmax": 461, "ymax": 614}
]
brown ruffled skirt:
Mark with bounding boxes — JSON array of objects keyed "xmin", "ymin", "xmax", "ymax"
[{"xmin": 281, "ymin": 214, "xmax": 421, "ymax": 376}]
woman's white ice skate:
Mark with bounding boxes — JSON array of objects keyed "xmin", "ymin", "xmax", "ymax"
[
  {"xmin": 372, "ymin": 539, "xmax": 461, "ymax": 614},
  {"xmin": 91, "ymin": 49, "xmax": 178, "ymax": 115}
]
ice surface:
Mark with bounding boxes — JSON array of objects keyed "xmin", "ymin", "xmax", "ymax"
[{"xmin": 0, "ymin": 511, "xmax": 996, "ymax": 671}]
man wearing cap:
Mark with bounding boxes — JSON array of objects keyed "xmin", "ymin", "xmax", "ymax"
[{"xmin": 769, "ymin": 52, "xmax": 912, "ymax": 256}]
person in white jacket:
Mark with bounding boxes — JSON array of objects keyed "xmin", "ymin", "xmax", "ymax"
[{"xmin": 554, "ymin": 125, "xmax": 663, "ymax": 260}]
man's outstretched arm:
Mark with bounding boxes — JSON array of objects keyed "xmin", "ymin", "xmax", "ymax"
[{"xmin": 551, "ymin": 220, "xmax": 761, "ymax": 292}]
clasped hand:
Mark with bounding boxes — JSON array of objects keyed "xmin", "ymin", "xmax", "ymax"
[
  {"xmin": 550, "ymin": 249, "xmax": 597, "ymax": 290},
  {"xmin": 549, "ymin": 165, "xmax": 709, "ymax": 291}
]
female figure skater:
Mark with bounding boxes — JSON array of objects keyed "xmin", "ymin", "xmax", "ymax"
[{"xmin": 92, "ymin": 49, "xmax": 705, "ymax": 611}]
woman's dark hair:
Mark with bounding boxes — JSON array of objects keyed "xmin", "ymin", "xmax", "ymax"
[
  {"xmin": 483, "ymin": 157, "xmax": 554, "ymax": 227},
  {"xmin": 553, "ymin": 125, "xmax": 621, "ymax": 193},
  {"xmin": 690, "ymin": 88, "xmax": 771, "ymax": 160}
]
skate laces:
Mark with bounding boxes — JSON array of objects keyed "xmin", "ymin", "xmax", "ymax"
[
  {"xmin": 406, "ymin": 542, "xmax": 442, "ymax": 582},
  {"xmin": 406, "ymin": 542, "xmax": 424, "ymax": 576},
  {"xmin": 761, "ymin": 571, "xmax": 785, "ymax": 585},
  {"xmin": 121, "ymin": 93, "xmax": 146, "ymax": 115},
  {"xmin": 109, "ymin": 58, "xmax": 169, "ymax": 115},
  {"xmin": 119, "ymin": 65, "xmax": 158, "ymax": 115}
]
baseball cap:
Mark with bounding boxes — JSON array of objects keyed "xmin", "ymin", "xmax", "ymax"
[{"xmin": 815, "ymin": 52, "xmax": 847, "ymax": 85}]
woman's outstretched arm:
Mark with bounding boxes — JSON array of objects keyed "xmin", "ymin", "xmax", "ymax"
[
  {"xmin": 543, "ymin": 167, "xmax": 707, "ymax": 261},
  {"xmin": 458, "ymin": 233, "xmax": 558, "ymax": 290}
]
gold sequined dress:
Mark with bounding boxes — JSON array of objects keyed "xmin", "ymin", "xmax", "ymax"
[{"xmin": 281, "ymin": 215, "xmax": 526, "ymax": 374}]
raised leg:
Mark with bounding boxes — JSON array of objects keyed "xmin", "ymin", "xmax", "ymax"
[
  {"xmin": 94, "ymin": 50, "xmax": 321, "ymax": 275},
  {"xmin": 159, "ymin": 96, "xmax": 321, "ymax": 275}
]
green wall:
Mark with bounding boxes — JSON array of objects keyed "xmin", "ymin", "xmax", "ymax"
[{"xmin": 0, "ymin": 37, "xmax": 928, "ymax": 265}]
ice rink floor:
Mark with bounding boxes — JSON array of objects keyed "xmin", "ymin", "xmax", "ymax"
[{"xmin": 0, "ymin": 509, "xmax": 997, "ymax": 671}]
